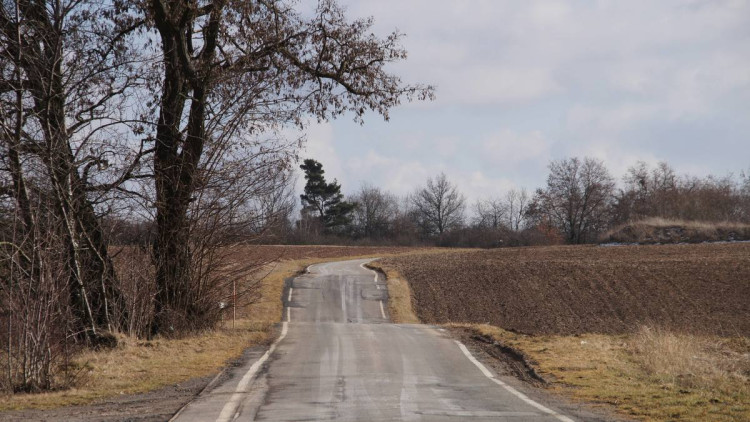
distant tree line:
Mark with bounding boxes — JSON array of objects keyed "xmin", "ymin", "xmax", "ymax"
[{"xmin": 246, "ymin": 158, "xmax": 750, "ymax": 247}]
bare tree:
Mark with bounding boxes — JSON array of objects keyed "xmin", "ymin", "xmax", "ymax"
[
  {"xmin": 0, "ymin": 0, "xmax": 148, "ymax": 343},
  {"xmin": 144, "ymin": 0, "xmax": 433, "ymax": 334},
  {"xmin": 248, "ymin": 169, "xmax": 297, "ymax": 241},
  {"xmin": 615, "ymin": 161, "xmax": 749, "ymax": 224},
  {"xmin": 411, "ymin": 173, "xmax": 465, "ymax": 236},
  {"xmin": 351, "ymin": 183, "xmax": 398, "ymax": 238},
  {"xmin": 533, "ymin": 157, "xmax": 615, "ymax": 244},
  {"xmin": 505, "ymin": 188, "xmax": 529, "ymax": 231},
  {"xmin": 474, "ymin": 197, "xmax": 506, "ymax": 229}
]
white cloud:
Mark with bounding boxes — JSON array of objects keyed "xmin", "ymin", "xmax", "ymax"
[
  {"xmin": 570, "ymin": 141, "xmax": 662, "ymax": 181},
  {"xmin": 438, "ymin": 67, "xmax": 561, "ymax": 105},
  {"xmin": 482, "ymin": 129, "xmax": 550, "ymax": 164},
  {"xmin": 294, "ymin": 0, "xmax": 750, "ymax": 201},
  {"xmin": 342, "ymin": 150, "xmax": 428, "ymax": 197},
  {"xmin": 566, "ymin": 103, "xmax": 661, "ymax": 135},
  {"xmin": 453, "ymin": 171, "xmax": 517, "ymax": 205}
]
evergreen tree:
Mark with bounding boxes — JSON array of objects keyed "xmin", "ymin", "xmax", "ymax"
[{"xmin": 300, "ymin": 159, "xmax": 356, "ymax": 231}]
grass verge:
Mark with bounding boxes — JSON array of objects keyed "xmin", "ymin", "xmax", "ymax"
[
  {"xmin": 457, "ymin": 324, "xmax": 749, "ymax": 421},
  {"xmin": 366, "ymin": 262, "xmax": 420, "ymax": 324}
]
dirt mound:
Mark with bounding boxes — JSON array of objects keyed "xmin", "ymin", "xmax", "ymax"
[
  {"xmin": 602, "ymin": 218, "xmax": 750, "ymax": 244},
  {"xmin": 380, "ymin": 243, "xmax": 750, "ymax": 336}
]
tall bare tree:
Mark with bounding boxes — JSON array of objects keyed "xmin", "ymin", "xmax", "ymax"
[
  {"xmin": 533, "ymin": 157, "xmax": 615, "ymax": 244},
  {"xmin": 411, "ymin": 173, "xmax": 465, "ymax": 236},
  {"xmin": 351, "ymin": 183, "xmax": 398, "ymax": 238},
  {"xmin": 0, "ymin": 0, "xmax": 148, "ymax": 341},
  {"xmin": 474, "ymin": 197, "xmax": 505, "ymax": 229},
  {"xmin": 505, "ymin": 188, "xmax": 529, "ymax": 231},
  {"xmin": 144, "ymin": 0, "xmax": 433, "ymax": 333}
]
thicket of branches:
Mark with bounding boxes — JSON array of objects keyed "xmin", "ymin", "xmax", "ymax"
[{"xmin": 0, "ymin": 0, "xmax": 431, "ymax": 393}]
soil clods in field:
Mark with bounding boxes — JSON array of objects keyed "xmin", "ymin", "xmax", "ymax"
[{"xmin": 380, "ymin": 243, "xmax": 750, "ymax": 336}]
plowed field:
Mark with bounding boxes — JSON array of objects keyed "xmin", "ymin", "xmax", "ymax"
[
  {"xmin": 227, "ymin": 244, "xmax": 428, "ymax": 263},
  {"xmin": 380, "ymin": 243, "xmax": 750, "ymax": 336}
]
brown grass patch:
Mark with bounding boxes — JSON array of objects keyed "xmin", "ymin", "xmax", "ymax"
[
  {"xmin": 630, "ymin": 326, "xmax": 749, "ymax": 395},
  {"xmin": 367, "ymin": 263, "xmax": 420, "ymax": 324},
  {"xmin": 469, "ymin": 324, "xmax": 750, "ymax": 422},
  {"xmin": 0, "ymin": 321, "xmax": 270, "ymax": 411}
]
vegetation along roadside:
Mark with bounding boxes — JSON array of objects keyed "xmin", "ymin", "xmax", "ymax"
[{"xmin": 0, "ymin": 246, "xmax": 426, "ymax": 412}]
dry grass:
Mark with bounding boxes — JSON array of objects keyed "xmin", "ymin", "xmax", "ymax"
[
  {"xmin": 639, "ymin": 217, "xmax": 750, "ymax": 231},
  {"xmin": 367, "ymin": 263, "xmax": 420, "ymax": 324},
  {"xmin": 630, "ymin": 326, "xmax": 749, "ymax": 395},
  {"xmin": 603, "ymin": 217, "xmax": 750, "ymax": 244},
  {"xmin": 466, "ymin": 324, "xmax": 750, "ymax": 421},
  {"xmin": 0, "ymin": 321, "xmax": 271, "ymax": 411},
  {"xmin": 0, "ymin": 247, "xmax": 430, "ymax": 411}
]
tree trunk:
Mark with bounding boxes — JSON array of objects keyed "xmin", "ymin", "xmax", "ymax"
[
  {"xmin": 43, "ymin": 95, "xmax": 126, "ymax": 338},
  {"xmin": 150, "ymin": 1, "xmax": 216, "ymax": 335},
  {"xmin": 19, "ymin": 3, "xmax": 127, "ymax": 339}
]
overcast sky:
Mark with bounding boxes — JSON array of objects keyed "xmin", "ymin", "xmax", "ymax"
[{"xmin": 296, "ymin": 0, "xmax": 750, "ymax": 203}]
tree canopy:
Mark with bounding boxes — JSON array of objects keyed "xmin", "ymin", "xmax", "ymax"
[{"xmin": 300, "ymin": 159, "xmax": 356, "ymax": 231}]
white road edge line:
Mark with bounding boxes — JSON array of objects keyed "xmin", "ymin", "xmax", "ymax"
[
  {"xmin": 287, "ymin": 287, "xmax": 293, "ymax": 302},
  {"xmin": 215, "ymin": 321, "xmax": 289, "ymax": 422},
  {"xmin": 361, "ymin": 261, "xmax": 387, "ymax": 320},
  {"xmin": 359, "ymin": 262, "xmax": 378, "ymax": 284},
  {"xmin": 455, "ymin": 341, "xmax": 575, "ymax": 422}
]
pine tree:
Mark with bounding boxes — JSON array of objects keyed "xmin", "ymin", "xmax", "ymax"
[{"xmin": 300, "ymin": 159, "xmax": 356, "ymax": 231}]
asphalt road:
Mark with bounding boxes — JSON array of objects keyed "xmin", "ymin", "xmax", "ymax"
[{"xmin": 173, "ymin": 259, "xmax": 576, "ymax": 422}]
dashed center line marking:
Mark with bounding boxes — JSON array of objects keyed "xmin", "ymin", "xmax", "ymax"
[{"xmin": 379, "ymin": 300, "xmax": 386, "ymax": 319}]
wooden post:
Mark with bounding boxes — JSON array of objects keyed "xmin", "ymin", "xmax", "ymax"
[{"xmin": 233, "ymin": 279, "xmax": 236, "ymax": 329}]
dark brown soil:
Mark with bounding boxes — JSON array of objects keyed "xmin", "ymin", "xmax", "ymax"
[
  {"xmin": 380, "ymin": 243, "xmax": 750, "ymax": 336},
  {"xmin": 230, "ymin": 244, "xmax": 429, "ymax": 262},
  {"xmin": 449, "ymin": 327, "xmax": 547, "ymax": 387}
]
